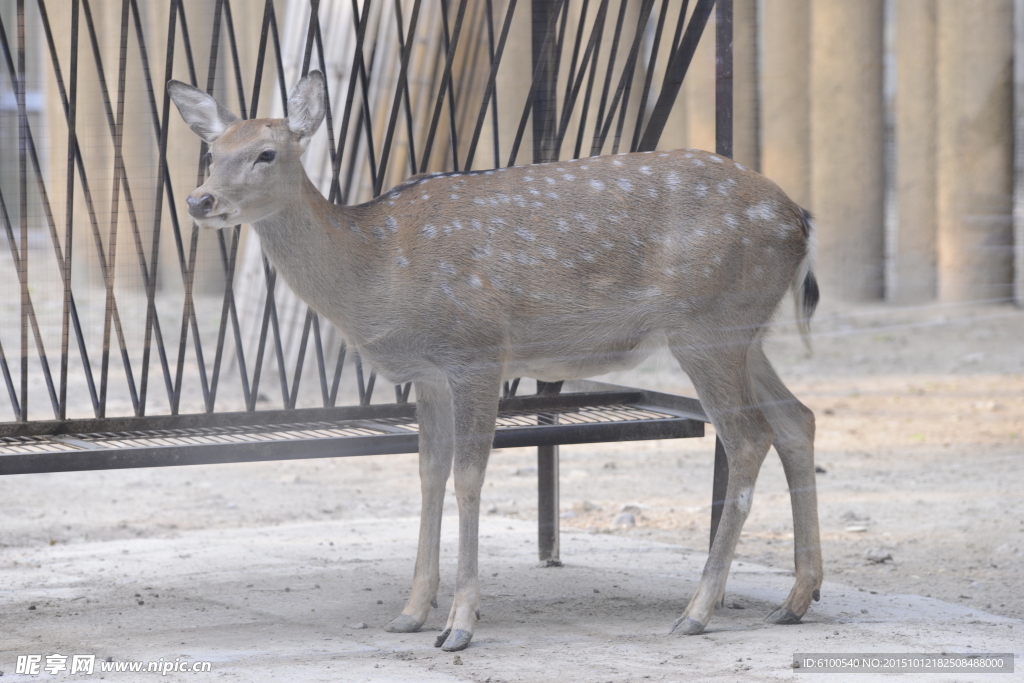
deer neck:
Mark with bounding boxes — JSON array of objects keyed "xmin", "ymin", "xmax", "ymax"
[{"xmin": 249, "ymin": 175, "xmax": 386, "ymax": 343}]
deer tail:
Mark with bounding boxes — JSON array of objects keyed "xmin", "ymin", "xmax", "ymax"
[{"xmin": 793, "ymin": 208, "xmax": 819, "ymax": 353}]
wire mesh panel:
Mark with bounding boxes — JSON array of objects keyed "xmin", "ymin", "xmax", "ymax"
[{"xmin": 0, "ymin": 0, "xmax": 725, "ymax": 432}]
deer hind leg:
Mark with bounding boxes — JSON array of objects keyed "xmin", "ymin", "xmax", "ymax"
[
  {"xmin": 433, "ymin": 370, "xmax": 502, "ymax": 652},
  {"xmin": 385, "ymin": 379, "xmax": 455, "ymax": 634},
  {"xmin": 748, "ymin": 341, "xmax": 823, "ymax": 624},
  {"xmin": 668, "ymin": 339, "xmax": 774, "ymax": 635}
]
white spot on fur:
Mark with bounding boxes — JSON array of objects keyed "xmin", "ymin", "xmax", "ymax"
[
  {"xmin": 529, "ymin": 188, "xmax": 540, "ymax": 196},
  {"xmin": 484, "ymin": 170, "xmax": 494, "ymax": 175},
  {"xmin": 561, "ymin": 259, "xmax": 575, "ymax": 268},
  {"xmin": 665, "ymin": 171, "xmax": 681, "ymax": 189},
  {"xmin": 736, "ymin": 487, "xmax": 753, "ymax": 514},
  {"xmin": 473, "ymin": 197, "xmax": 485, "ymax": 206},
  {"xmin": 540, "ymin": 246, "xmax": 557, "ymax": 259},
  {"xmin": 524, "ymin": 175, "xmax": 533, "ymax": 182},
  {"xmin": 556, "ymin": 218, "xmax": 569, "ymax": 232},
  {"xmin": 545, "ymin": 176, "xmax": 556, "ymax": 184},
  {"xmin": 450, "ymin": 194, "xmax": 459, "ymax": 200},
  {"xmin": 709, "ymin": 155, "xmax": 723, "ymax": 163},
  {"xmin": 612, "ymin": 159, "xmax": 623, "ymax": 166},
  {"xmin": 647, "ymin": 187, "xmax": 659, "ymax": 198},
  {"xmin": 580, "ymin": 251, "xmax": 595, "ymax": 262},
  {"xmin": 639, "ymin": 165, "xmax": 653, "ymax": 175},
  {"xmin": 546, "ymin": 191, "xmax": 560, "ymax": 200},
  {"xmin": 717, "ymin": 179, "xmax": 736, "ymax": 196},
  {"xmin": 735, "ymin": 162, "xmax": 746, "ymax": 171},
  {"xmin": 644, "ymin": 285, "xmax": 661, "ymax": 297},
  {"xmin": 599, "ymin": 239, "xmax": 613, "ymax": 250},
  {"xmin": 695, "ymin": 182, "xmax": 708, "ymax": 198},
  {"xmin": 439, "ymin": 261, "xmax": 457, "ymax": 276},
  {"xmin": 724, "ymin": 214, "xmax": 738, "ymax": 228},
  {"xmin": 691, "ymin": 158, "xmax": 705, "ymax": 167},
  {"xmin": 659, "ymin": 153, "xmax": 669, "ymax": 157},
  {"xmin": 746, "ymin": 202, "xmax": 775, "ymax": 221},
  {"xmin": 563, "ymin": 173, "xmax": 575, "ymax": 181},
  {"xmin": 515, "ymin": 227, "xmax": 537, "ymax": 241},
  {"xmin": 616, "ymin": 178, "xmax": 633, "ymax": 193},
  {"xmin": 515, "ymin": 252, "xmax": 539, "ymax": 265},
  {"xmin": 589, "ymin": 179, "xmax": 605, "ymax": 191},
  {"xmin": 471, "ymin": 219, "xmax": 483, "ymax": 231},
  {"xmin": 385, "ymin": 216, "xmax": 398, "ymax": 233},
  {"xmin": 396, "ymin": 256, "xmax": 409, "ymax": 267},
  {"xmin": 421, "ymin": 224, "xmax": 437, "ymax": 238},
  {"xmin": 468, "ymin": 274, "xmax": 483, "ymax": 288}
]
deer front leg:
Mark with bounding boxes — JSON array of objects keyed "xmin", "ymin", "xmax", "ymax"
[
  {"xmin": 433, "ymin": 372, "xmax": 501, "ymax": 652},
  {"xmin": 385, "ymin": 380, "xmax": 454, "ymax": 633}
]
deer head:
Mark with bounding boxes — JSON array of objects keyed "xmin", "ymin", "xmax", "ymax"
[{"xmin": 167, "ymin": 71, "xmax": 327, "ymax": 229}]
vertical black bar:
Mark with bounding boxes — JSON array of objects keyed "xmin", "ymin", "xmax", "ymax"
[
  {"xmin": 17, "ymin": 0, "xmax": 27, "ymax": 421},
  {"xmin": 531, "ymin": 0, "xmax": 560, "ymax": 163},
  {"xmin": 715, "ymin": 0, "xmax": 732, "ymax": 158},
  {"xmin": 59, "ymin": 0, "xmax": 80, "ymax": 420},
  {"xmin": 711, "ymin": 0, "xmax": 732, "ymax": 552},
  {"xmin": 710, "ymin": 436, "xmax": 728, "ymax": 550},
  {"xmin": 536, "ymin": 379, "xmax": 563, "ymax": 566}
]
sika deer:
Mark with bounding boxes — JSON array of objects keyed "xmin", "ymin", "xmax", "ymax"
[{"xmin": 168, "ymin": 71, "xmax": 823, "ymax": 651}]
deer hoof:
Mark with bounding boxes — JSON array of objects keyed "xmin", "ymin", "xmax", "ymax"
[
  {"xmin": 440, "ymin": 629, "xmax": 473, "ymax": 651},
  {"xmin": 670, "ymin": 616, "xmax": 705, "ymax": 635},
  {"xmin": 764, "ymin": 606, "xmax": 802, "ymax": 625},
  {"xmin": 433, "ymin": 628, "xmax": 451, "ymax": 648},
  {"xmin": 384, "ymin": 615, "xmax": 422, "ymax": 633}
]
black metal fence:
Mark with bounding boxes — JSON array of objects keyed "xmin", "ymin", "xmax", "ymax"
[{"xmin": 1, "ymin": 0, "xmax": 731, "ymax": 432}]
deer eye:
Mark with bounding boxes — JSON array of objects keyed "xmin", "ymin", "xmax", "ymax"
[{"xmin": 257, "ymin": 150, "xmax": 276, "ymax": 163}]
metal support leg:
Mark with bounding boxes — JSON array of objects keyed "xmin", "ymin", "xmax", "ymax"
[{"xmin": 537, "ymin": 380, "xmax": 563, "ymax": 566}]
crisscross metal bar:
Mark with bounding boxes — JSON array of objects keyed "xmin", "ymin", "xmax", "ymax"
[{"xmin": 638, "ymin": 0, "xmax": 714, "ymax": 152}]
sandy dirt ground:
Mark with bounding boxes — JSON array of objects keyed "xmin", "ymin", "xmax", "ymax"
[{"xmin": 1, "ymin": 299, "xmax": 1023, "ymax": 681}]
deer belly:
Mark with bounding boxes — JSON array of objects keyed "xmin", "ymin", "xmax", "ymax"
[{"xmin": 508, "ymin": 332, "xmax": 663, "ymax": 382}]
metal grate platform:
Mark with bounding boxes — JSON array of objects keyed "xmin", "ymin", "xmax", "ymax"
[{"xmin": 0, "ymin": 385, "xmax": 707, "ymax": 475}]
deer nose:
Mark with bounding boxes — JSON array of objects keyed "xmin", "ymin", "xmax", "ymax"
[{"xmin": 187, "ymin": 193, "xmax": 216, "ymax": 218}]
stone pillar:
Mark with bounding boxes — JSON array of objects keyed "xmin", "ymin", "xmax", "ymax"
[
  {"xmin": 1016, "ymin": 0, "xmax": 1024, "ymax": 306},
  {"xmin": 760, "ymin": 0, "xmax": 810, "ymax": 207},
  {"xmin": 810, "ymin": 0, "xmax": 885, "ymax": 301},
  {"xmin": 936, "ymin": 1, "xmax": 1014, "ymax": 303},
  {"xmin": 731, "ymin": 0, "xmax": 758, "ymax": 170},
  {"xmin": 892, "ymin": 0, "xmax": 937, "ymax": 302}
]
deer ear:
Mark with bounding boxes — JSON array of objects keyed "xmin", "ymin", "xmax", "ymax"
[
  {"xmin": 287, "ymin": 71, "xmax": 326, "ymax": 147},
  {"xmin": 167, "ymin": 81, "xmax": 239, "ymax": 143}
]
